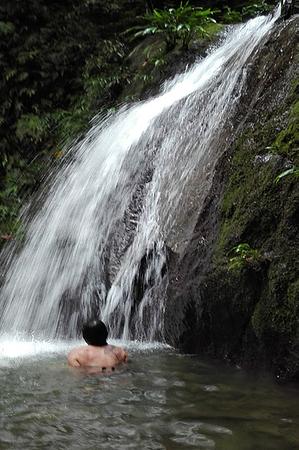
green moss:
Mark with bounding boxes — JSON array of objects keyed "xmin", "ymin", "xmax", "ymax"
[
  {"xmin": 288, "ymin": 279, "xmax": 299, "ymax": 305},
  {"xmin": 272, "ymin": 99, "xmax": 299, "ymax": 161},
  {"xmin": 252, "ymin": 289, "xmax": 298, "ymax": 340},
  {"xmin": 216, "ymin": 81, "xmax": 299, "ymax": 261},
  {"xmin": 209, "ymin": 67, "xmax": 299, "ymax": 376},
  {"xmin": 215, "ymin": 133, "xmax": 278, "ymax": 261}
]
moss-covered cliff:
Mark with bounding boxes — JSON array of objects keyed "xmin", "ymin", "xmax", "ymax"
[{"xmin": 165, "ymin": 16, "xmax": 298, "ymax": 382}]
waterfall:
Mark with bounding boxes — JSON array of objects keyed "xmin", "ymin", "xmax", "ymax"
[{"xmin": 0, "ymin": 9, "xmax": 280, "ymax": 342}]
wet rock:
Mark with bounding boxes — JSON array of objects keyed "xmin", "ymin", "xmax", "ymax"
[
  {"xmin": 164, "ymin": 17, "xmax": 299, "ymax": 382},
  {"xmin": 253, "ymin": 153, "xmax": 292, "ymax": 169}
]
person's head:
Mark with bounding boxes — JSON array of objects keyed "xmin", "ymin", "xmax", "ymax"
[{"xmin": 82, "ymin": 320, "xmax": 108, "ymax": 346}]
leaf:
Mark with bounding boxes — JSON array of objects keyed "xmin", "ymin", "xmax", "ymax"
[
  {"xmin": 133, "ymin": 27, "xmax": 158, "ymax": 38},
  {"xmin": 125, "ymin": 3, "xmax": 217, "ymax": 50},
  {"xmin": 153, "ymin": 10, "xmax": 162, "ymax": 18},
  {"xmin": 234, "ymin": 243, "xmax": 251, "ymax": 254},
  {"xmin": 16, "ymin": 114, "xmax": 47, "ymax": 142},
  {"xmin": 0, "ymin": 21, "xmax": 15, "ymax": 35},
  {"xmin": 143, "ymin": 27, "xmax": 158, "ymax": 35},
  {"xmin": 275, "ymin": 167, "xmax": 299, "ymax": 183},
  {"xmin": 5, "ymin": 69, "xmax": 17, "ymax": 81},
  {"xmin": 18, "ymin": 72, "xmax": 29, "ymax": 81},
  {"xmin": 122, "ymin": 25, "xmax": 143, "ymax": 35}
]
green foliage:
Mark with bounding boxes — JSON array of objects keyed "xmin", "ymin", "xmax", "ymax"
[
  {"xmin": 130, "ymin": 2, "xmax": 217, "ymax": 50},
  {"xmin": 228, "ymin": 243, "xmax": 262, "ymax": 270},
  {"xmin": 0, "ymin": 176, "xmax": 21, "ymax": 236},
  {"xmin": 0, "ymin": 20, "xmax": 15, "ymax": 35},
  {"xmin": 16, "ymin": 114, "xmax": 48, "ymax": 142},
  {"xmin": 0, "ymin": 0, "xmax": 144, "ymax": 240},
  {"xmin": 50, "ymin": 38, "xmax": 131, "ymax": 144},
  {"xmin": 275, "ymin": 166, "xmax": 299, "ymax": 183},
  {"xmin": 219, "ymin": 1, "xmax": 273, "ymax": 23},
  {"xmin": 0, "ymin": 152, "xmax": 44, "ymax": 239},
  {"xmin": 242, "ymin": 1, "xmax": 273, "ymax": 19},
  {"xmin": 221, "ymin": 6, "xmax": 242, "ymax": 24}
]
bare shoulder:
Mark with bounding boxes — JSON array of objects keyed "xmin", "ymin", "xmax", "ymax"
[
  {"xmin": 109, "ymin": 345, "xmax": 128, "ymax": 363},
  {"xmin": 67, "ymin": 346, "xmax": 82, "ymax": 367},
  {"xmin": 67, "ymin": 345, "xmax": 89, "ymax": 367},
  {"xmin": 68, "ymin": 346, "xmax": 82, "ymax": 358}
]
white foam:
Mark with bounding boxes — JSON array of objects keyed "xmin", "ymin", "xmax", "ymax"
[
  {"xmin": 0, "ymin": 337, "xmax": 170, "ymax": 363},
  {"xmin": 0, "ymin": 338, "xmax": 79, "ymax": 360}
]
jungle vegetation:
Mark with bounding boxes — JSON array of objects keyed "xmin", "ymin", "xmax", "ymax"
[{"xmin": 0, "ymin": 0, "xmax": 278, "ymax": 240}]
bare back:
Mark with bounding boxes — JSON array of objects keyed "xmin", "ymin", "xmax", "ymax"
[{"xmin": 68, "ymin": 344, "xmax": 128, "ymax": 370}]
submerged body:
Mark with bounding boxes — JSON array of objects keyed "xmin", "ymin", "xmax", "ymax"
[{"xmin": 68, "ymin": 343, "xmax": 128, "ymax": 369}]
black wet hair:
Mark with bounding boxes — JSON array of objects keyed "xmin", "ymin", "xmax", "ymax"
[{"xmin": 82, "ymin": 320, "xmax": 108, "ymax": 346}]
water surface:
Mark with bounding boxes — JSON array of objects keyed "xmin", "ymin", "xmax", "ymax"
[{"xmin": 0, "ymin": 340, "xmax": 298, "ymax": 449}]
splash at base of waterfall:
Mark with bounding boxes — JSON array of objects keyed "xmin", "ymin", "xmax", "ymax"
[{"xmin": 0, "ymin": 336, "xmax": 170, "ymax": 364}]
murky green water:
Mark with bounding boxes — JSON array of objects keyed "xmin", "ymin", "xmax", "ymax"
[{"xmin": 0, "ymin": 342, "xmax": 298, "ymax": 450}]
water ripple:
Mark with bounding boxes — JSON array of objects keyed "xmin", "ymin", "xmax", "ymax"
[{"xmin": 0, "ymin": 350, "xmax": 298, "ymax": 450}]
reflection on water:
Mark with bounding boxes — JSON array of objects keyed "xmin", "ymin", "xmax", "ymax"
[{"xmin": 0, "ymin": 341, "xmax": 298, "ymax": 449}]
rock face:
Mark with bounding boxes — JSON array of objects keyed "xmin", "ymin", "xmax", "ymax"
[{"xmin": 164, "ymin": 17, "xmax": 299, "ymax": 381}]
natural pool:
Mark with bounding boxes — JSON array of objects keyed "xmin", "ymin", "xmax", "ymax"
[{"xmin": 0, "ymin": 340, "xmax": 298, "ymax": 450}]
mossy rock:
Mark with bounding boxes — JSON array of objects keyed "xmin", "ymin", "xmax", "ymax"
[{"xmin": 165, "ymin": 18, "xmax": 298, "ymax": 381}]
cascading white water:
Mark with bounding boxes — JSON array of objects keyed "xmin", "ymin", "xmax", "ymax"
[{"xmin": 0, "ymin": 9, "xmax": 280, "ymax": 342}]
